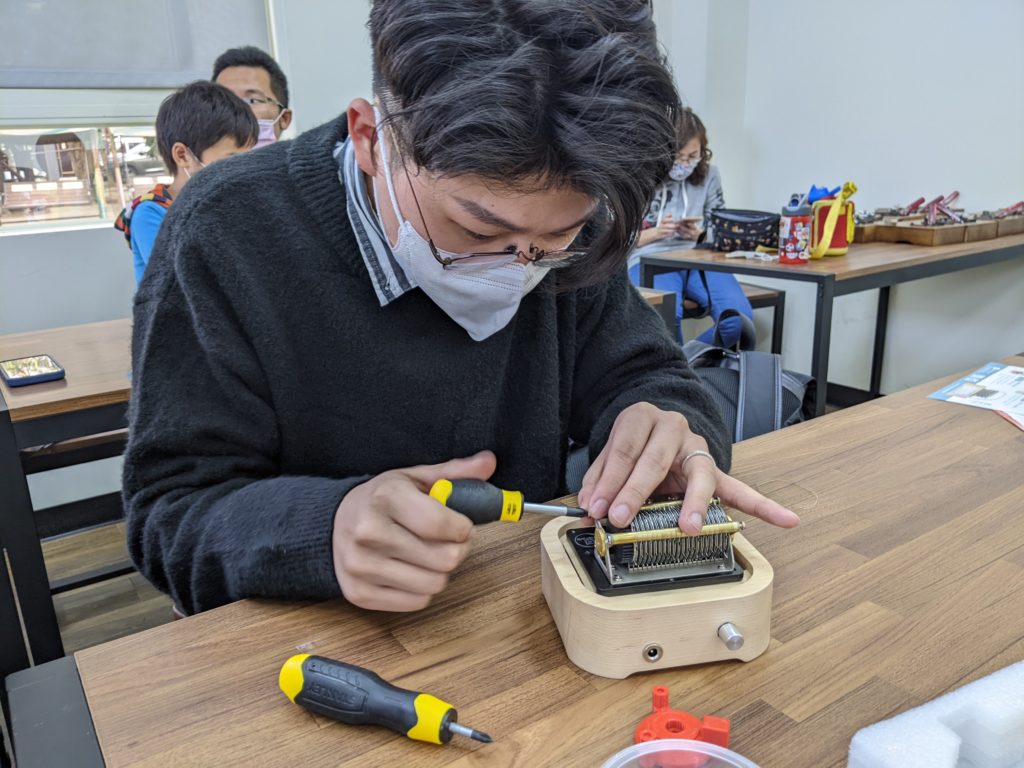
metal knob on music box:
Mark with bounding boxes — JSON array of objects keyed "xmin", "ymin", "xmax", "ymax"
[{"xmin": 540, "ymin": 497, "xmax": 773, "ymax": 679}]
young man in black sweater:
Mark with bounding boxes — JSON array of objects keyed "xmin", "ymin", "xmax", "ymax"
[{"xmin": 125, "ymin": 0, "xmax": 799, "ymax": 615}]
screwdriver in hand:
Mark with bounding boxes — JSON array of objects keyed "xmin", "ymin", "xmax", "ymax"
[
  {"xmin": 429, "ymin": 479, "xmax": 586, "ymax": 524},
  {"xmin": 280, "ymin": 654, "xmax": 492, "ymax": 745}
]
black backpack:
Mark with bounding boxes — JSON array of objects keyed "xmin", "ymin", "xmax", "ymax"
[{"xmin": 684, "ymin": 310, "xmax": 815, "ymax": 442}]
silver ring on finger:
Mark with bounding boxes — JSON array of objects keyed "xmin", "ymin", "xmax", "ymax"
[{"xmin": 681, "ymin": 449, "xmax": 716, "ymax": 472}]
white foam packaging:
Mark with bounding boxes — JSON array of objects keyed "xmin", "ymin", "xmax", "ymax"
[{"xmin": 848, "ymin": 660, "xmax": 1024, "ymax": 768}]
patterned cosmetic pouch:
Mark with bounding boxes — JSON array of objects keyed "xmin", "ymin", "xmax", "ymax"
[{"xmin": 706, "ymin": 209, "xmax": 780, "ymax": 252}]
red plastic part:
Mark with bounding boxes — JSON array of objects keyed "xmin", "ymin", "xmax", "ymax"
[{"xmin": 634, "ymin": 686, "xmax": 731, "ymax": 768}]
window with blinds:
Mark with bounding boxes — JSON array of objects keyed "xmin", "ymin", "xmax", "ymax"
[{"xmin": 0, "ymin": 0, "xmax": 271, "ymax": 88}]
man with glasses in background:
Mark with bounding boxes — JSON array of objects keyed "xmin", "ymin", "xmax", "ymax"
[
  {"xmin": 213, "ymin": 46, "xmax": 292, "ymax": 147},
  {"xmin": 125, "ymin": 0, "xmax": 799, "ymax": 618}
]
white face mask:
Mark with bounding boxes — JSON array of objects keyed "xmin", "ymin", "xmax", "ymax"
[
  {"xmin": 372, "ymin": 112, "xmax": 549, "ymax": 341},
  {"xmin": 669, "ymin": 159, "xmax": 698, "ymax": 182}
]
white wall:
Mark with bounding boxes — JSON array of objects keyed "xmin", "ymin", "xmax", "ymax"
[
  {"xmin": 660, "ymin": 0, "xmax": 1024, "ymax": 388},
  {"xmin": 653, "ymin": 0, "xmax": 711, "ymax": 109},
  {"xmin": 0, "ymin": 225, "xmax": 133, "ymax": 334},
  {"xmin": 271, "ymin": 0, "xmax": 374, "ymax": 134}
]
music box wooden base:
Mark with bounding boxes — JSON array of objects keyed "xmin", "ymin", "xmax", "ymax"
[{"xmin": 540, "ymin": 516, "xmax": 773, "ymax": 679}]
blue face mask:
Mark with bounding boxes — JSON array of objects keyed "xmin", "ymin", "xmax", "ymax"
[{"xmin": 669, "ymin": 159, "xmax": 698, "ymax": 182}]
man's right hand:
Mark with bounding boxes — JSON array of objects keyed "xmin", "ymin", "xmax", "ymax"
[{"xmin": 332, "ymin": 450, "xmax": 497, "ymax": 612}]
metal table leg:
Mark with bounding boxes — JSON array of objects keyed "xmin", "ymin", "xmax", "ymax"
[
  {"xmin": 0, "ymin": 406, "xmax": 64, "ymax": 665},
  {"xmin": 770, "ymin": 290, "xmax": 786, "ymax": 355},
  {"xmin": 811, "ymin": 278, "xmax": 835, "ymax": 416},
  {"xmin": 657, "ymin": 292, "xmax": 677, "ymax": 338},
  {"xmin": 1, "ymin": 550, "xmax": 29, "ymax": 743},
  {"xmin": 639, "ymin": 261, "xmax": 660, "ymax": 290},
  {"xmin": 869, "ymin": 286, "xmax": 891, "ymax": 398}
]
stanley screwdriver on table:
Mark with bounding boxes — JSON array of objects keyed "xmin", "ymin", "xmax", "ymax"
[
  {"xmin": 279, "ymin": 654, "xmax": 492, "ymax": 745},
  {"xmin": 429, "ymin": 478, "xmax": 587, "ymax": 523}
]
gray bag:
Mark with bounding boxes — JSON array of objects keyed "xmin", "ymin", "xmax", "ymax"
[
  {"xmin": 563, "ymin": 310, "xmax": 813, "ymax": 492},
  {"xmin": 683, "ymin": 310, "xmax": 814, "ymax": 442}
]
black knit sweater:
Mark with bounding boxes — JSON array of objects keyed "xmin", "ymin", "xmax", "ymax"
[{"xmin": 123, "ymin": 116, "xmax": 730, "ymax": 614}]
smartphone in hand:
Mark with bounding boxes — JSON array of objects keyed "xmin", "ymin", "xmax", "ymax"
[{"xmin": 675, "ymin": 216, "xmax": 704, "ymax": 239}]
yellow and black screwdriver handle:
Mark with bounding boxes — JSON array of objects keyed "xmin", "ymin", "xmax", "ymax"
[
  {"xmin": 279, "ymin": 654, "xmax": 459, "ymax": 744},
  {"xmin": 429, "ymin": 478, "xmax": 523, "ymax": 523}
]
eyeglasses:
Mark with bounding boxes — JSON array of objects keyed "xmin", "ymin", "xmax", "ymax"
[
  {"xmin": 387, "ymin": 127, "xmax": 587, "ymax": 270},
  {"xmin": 243, "ymin": 95, "xmax": 286, "ymax": 114}
]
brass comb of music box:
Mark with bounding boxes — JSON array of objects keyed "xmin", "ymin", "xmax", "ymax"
[{"xmin": 540, "ymin": 496, "xmax": 773, "ymax": 679}]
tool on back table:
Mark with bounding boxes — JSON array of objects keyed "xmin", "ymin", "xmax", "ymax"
[
  {"xmin": 862, "ymin": 197, "xmax": 925, "ymax": 224},
  {"xmin": 921, "ymin": 191, "xmax": 963, "ymax": 225},
  {"xmin": 280, "ymin": 655, "xmax": 492, "ymax": 745},
  {"xmin": 429, "ymin": 478, "xmax": 586, "ymax": 523},
  {"xmin": 889, "ymin": 196, "xmax": 927, "ymax": 216},
  {"xmin": 983, "ymin": 201, "xmax": 1024, "ymax": 219},
  {"xmin": 903, "ymin": 196, "xmax": 927, "ymax": 214}
]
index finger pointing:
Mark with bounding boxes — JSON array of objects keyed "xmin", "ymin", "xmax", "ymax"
[{"xmin": 715, "ymin": 474, "xmax": 801, "ymax": 528}]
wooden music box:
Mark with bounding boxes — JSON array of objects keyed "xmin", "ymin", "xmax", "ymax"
[{"xmin": 540, "ymin": 498, "xmax": 773, "ymax": 679}]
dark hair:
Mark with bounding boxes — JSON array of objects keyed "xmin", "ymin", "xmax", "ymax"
[
  {"xmin": 676, "ymin": 107, "xmax": 712, "ymax": 188},
  {"xmin": 212, "ymin": 46, "xmax": 290, "ymax": 108},
  {"xmin": 369, "ymin": 0, "xmax": 681, "ymax": 290},
  {"xmin": 156, "ymin": 81, "xmax": 259, "ymax": 174}
]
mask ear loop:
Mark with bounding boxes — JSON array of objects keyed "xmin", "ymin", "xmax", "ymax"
[
  {"xmin": 371, "ymin": 105, "xmax": 407, "ymax": 225},
  {"xmin": 182, "ymin": 147, "xmax": 205, "ymax": 179},
  {"xmin": 374, "ymin": 102, "xmax": 466, "ymax": 268}
]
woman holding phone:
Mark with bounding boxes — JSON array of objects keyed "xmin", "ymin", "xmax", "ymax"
[{"xmin": 628, "ymin": 108, "xmax": 752, "ymax": 347}]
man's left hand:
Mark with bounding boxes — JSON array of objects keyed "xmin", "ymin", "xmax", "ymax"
[{"xmin": 576, "ymin": 402, "xmax": 800, "ymax": 533}]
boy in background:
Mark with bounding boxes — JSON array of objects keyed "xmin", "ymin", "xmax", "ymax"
[{"xmin": 115, "ymin": 81, "xmax": 258, "ymax": 285}]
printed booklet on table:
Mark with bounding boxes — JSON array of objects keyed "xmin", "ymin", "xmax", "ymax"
[{"xmin": 930, "ymin": 362, "xmax": 1024, "ymax": 430}]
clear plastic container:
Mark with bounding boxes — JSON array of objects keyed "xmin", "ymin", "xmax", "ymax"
[{"xmin": 601, "ymin": 738, "xmax": 759, "ymax": 768}]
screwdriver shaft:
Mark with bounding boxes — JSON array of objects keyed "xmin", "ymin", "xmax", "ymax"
[
  {"xmin": 523, "ymin": 502, "xmax": 587, "ymax": 517},
  {"xmin": 448, "ymin": 722, "xmax": 493, "ymax": 743}
]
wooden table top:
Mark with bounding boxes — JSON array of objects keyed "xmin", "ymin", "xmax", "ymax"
[
  {"xmin": 0, "ymin": 319, "xmax": 132, "ymax": 422},
  {"xmin": 75, "ymin": 357, "xmax": 1024, "ymax": 768},
  {"xmin": 641, "ymin": 232, "xmax": 1024, "ymax": 283}
]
